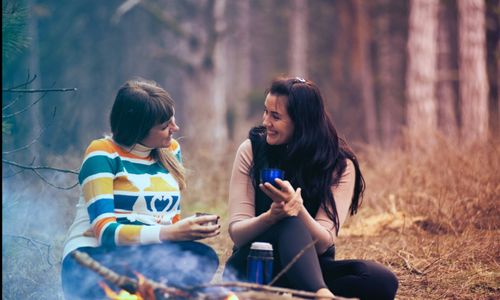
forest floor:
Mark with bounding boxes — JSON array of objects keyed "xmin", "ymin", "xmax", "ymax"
[{"xmin": 2, "ymin": 135, "xmax": 499, "ymax": 299}]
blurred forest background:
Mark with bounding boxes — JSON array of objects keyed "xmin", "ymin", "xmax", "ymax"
[{"xmin": 2, "ymin": 0, "xmax": 500, "ymax": 299}]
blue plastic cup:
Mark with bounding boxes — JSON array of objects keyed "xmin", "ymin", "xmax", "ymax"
[{"xmin": 260, "ymin": 168, "xmax": 285, "ymax": 188}]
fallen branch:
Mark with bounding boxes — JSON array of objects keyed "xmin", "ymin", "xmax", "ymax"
[
  {"xmin": 71, "ymin": 250, "xmax": 191, "ymax": 299},
  {"xmin": 193, "ymin": 282, "xmax": 357, "ymax": 300},
  {"xmin": 72, "ymin": 249, "xmax": 358, "ymax": 300}
]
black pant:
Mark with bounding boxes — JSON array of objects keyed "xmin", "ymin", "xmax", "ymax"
[
  {"xmin": 223, "ymin": 217, "xmax": 398, "ymax": 300},
  {"xmin": 61, "ymin": 241, "xmax": 219, "ymax": 300}
]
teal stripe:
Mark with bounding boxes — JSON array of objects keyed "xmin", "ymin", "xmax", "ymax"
[
  {"xmin": 79, "ymin": 155, "xmax": 120, "ymax": 183},
  {"xmin": 101, "ymin": 223, "xmax": 119, "ymax": 248},
  {"xmin": 121, "ymin": 160, "xmax": 168, "ymax": 175}
]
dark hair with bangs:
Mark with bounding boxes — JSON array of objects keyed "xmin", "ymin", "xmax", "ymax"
[
  {"xmin": 109, "ymin": 78, "xmax": 186, "ymax": 189},
  {"xmin": 250, "ymin": 77, "xmax": 365, "ymax": 235},
  {"xmin": 110, "ymin": 79, "xmax": 174, "ymax": 146}
]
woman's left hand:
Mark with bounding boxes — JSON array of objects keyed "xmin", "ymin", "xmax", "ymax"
[{"xmin": 259, "ymin": 179, "xmax": 303, "ymax": 216}]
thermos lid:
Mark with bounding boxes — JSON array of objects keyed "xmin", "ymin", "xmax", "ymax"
[{"xmin": 250, "ymin": 242, "xmax": 273, "ymax": 251}]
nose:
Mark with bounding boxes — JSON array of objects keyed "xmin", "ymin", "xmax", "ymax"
[
  {"xmin": 170, "ymin": 120, "xmax": 180, "ymax": 132},
  {"xmin": 262, "ymin": 113, "xmax": 271, "ymax": 128}
]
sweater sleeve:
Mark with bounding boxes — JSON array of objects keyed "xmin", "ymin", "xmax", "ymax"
[{"xmin": 228, "ymin": 139, "xmax": 256, "ymax": 226}]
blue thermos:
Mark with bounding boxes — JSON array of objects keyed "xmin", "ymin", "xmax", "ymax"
[{"xmin": 247, "ymin": 242, "xmax": 274, "ymax": 284}]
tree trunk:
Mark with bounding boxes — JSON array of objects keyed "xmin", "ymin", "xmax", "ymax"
[
  {"xmin": 374, "ymin": 0, "xmax": 407, "ymax": 148},
  {"xmin": 406, "ymin": 0, "xmax": 439, "ymax": 138},
  {"xmin": 436, "ymin": 0, "xmax": 459, "ymax": 138},
  {"xmin": 183, "ymin": 0, "xmax": 228, "ymax": 156},
  {"xmin": 353, "ymin": 0, "xmax": 378, "ymax": 145},
  {"xmin": 289, "ymin": 0, "xmax": 308, "ymax": 77},
  {"xmin": 458, "ymin": 0, "xmax": 489, "ymax": 144},
  {"xmin": 230, "ymin": 0, "xmax": 252, "ymax": 142}
]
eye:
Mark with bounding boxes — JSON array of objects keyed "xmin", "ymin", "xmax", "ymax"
[{"xmin": 271, "ymin": 113, "xmax": 281, "ymax": 120}]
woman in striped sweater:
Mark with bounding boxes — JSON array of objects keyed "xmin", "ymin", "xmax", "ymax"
[{"xmin": 61, "ymin": 79, "xmax": 220, "ymax": 299}]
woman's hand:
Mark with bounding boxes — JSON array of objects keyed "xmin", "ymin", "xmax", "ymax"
[
  {"xmin": 260, "ymin": 179, "xmax": 303, "ymax": 222},
  {"xmin": 160, "ymin": 215, "xmax": 220, "ymax": 241}
]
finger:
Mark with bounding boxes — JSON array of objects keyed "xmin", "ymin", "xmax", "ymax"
[
  {"xmin": 197, "ymin": 224, "xmax": 221, "ymax": 233},
  {"xmin": 193, "ymin": 215, "xmax": 219, "ymax": 225},
  {"xmin": 274, "ymin": 178, "xmax": 294, "ymax": 192},
  {"xmin": 259, "ymin": 183, "xmax": 277, "ymax": 199}
]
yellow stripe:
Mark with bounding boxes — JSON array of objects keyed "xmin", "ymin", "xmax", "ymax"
[
  {"xmin": 145, "ymin": 176, "xmax": 178, "ymax": 192},
  {"xmin": 83, "ymin": 177, "xmax": 113, "ymax": 202},
  {"xmin": 114, "ymin": 176, "xmax": 140, "ymax": 192},
  {"xmin": 117, "ymin": 225, "xmax": 141, "ymax": 244}
]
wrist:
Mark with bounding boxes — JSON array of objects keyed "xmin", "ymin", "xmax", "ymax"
[
  {"xmin": 262, "ymin": 210, "xmax": 279, "ymax": 225},
  {"xmin": 159, "ymin": 225, "xmax": 177, "ymax": 241}
]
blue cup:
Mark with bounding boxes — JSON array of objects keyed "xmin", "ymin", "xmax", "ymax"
[
  {"xmin": 260, "ymin": 168, "xmax": 285, "ymax": 188},
  {"xmin": 247, "ymin": 242, "xmax": 274, "ymax": 284}
]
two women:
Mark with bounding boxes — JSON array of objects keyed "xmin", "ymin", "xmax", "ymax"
[
  {"xmin": 61, "ymin": 79, "xmax": 220, "ymax": 299},
  {"xmin": 61, "ymin": 76, "xmax": 398, "ymax": 300},
  {"xmin": 223, "ymin": 77, "xmax": 398, "ymax": 300}
]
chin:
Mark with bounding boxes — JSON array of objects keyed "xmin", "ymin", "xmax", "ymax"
[{"xmin": 266, "ymin": 136, "xmax": 281, "ymax": 145}]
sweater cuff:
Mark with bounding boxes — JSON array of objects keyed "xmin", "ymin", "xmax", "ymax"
[{"xmin": 140, "ymin": 226, "xmax": 162, "ymax": 244}]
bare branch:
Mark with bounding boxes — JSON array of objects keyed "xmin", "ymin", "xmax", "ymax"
[
  {"xmin": 112, "ymin": 0, "xmax": 142, "ymax": 24},
  {"xmin": 2, "ymin": 87, "xmax": 77, "ymax": 93},
  {"xmin": 2, "ymin": 158, "xmax": 80, "ymax": 174},
  {"xmin": 5, "ymin": 74, "xmax": 38, "ymax": 90},
  {"xmin": 2, "ymin": 91, "xmax": 48, "ymax": 119},
  {"xmin": 3, "ymin": 234, "xmax": 55, "ymax": 269},
  {"xmin": 2, "ymin": 128, "xmax": 46, "ymax": 155},
  {"xmin": 32, "ymin": 169, "xmax": 79, "ymax": 190},
  {"xmin": 2, "ymin": 75, "xmax": 37, "ymax": 111},
  {"xmin": 3, "ymin": 107, "xmax": 57, "ymax": 155},
  {"xmin": 269, "ymin": 238, "xmax": 318, "ymax": 286}
]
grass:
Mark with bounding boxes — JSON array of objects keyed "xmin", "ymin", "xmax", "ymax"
[{"xmin": 2, "ymin": 135, "xmax": 499, "ymax": 299}]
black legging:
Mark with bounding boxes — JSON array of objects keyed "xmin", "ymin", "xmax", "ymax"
[
  {"xmin": 223, "ymin": 217, "xmax": 398, "ymax": 300},
  {"xmin": 62, "ymin": 241, "xmax": 219, "ymax": 300}
]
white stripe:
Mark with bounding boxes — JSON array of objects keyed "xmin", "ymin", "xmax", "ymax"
[
  {"xmin": 82, "ymin": 151, "xmax": 119, "ymax": 165},
  {"xmin": 120, "ymin": 156, "xmax": 157, "ymax": 165},
  {"xmin": 81, "ymin": 173, "xmax": 114, "ymax": 186},
  {"xmin": 114, "ymin": 190, "xmax": 180, "ymax": 197},
  {"xmin": 140, "ymin": 226, "xmax": 161, "ymax": 244}
]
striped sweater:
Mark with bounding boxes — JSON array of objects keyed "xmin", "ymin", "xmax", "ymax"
[{"xmin": 62, "ymin": 138, "xmax": 182, "ymax": 258}]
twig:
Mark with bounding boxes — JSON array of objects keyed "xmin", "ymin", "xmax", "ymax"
[
  {"xmin": 2, "ymin": 88, "xmax": 77, "ymax": 93},
  {"xmin": 32, "ymin": 169, "xmax": 79, "ymax": 190},
  {"xmin": 2, "ymin": 74, "xmax": 38, "ymax": 111},
  {"xmin": 2, "ymin": 159, "xmax": 79, "ymax": 174},
  {"xmin": 193, "ymin": 282, "xmax": 357, "ymax": 300},
  {"xmin": 71, "ymin": 251, "xmax": 191, "ymax": 298},
  {"xmin": 2, "ymin": 127, "xmax": 46, "ymax": 155},
  {"xmin": 3, "ymin": 233, "xmax": 55, "ymax": 268},
  {"xmin": 2, "ymin": 91, "xmax": 48, "ymax": 119},
  {"xmin": 269, "ymin": 238, "xmax": 319, "ymax": 286},
  {"xmin": 395, "ymin": 250, "xmax": 424, "ymax": 275}
]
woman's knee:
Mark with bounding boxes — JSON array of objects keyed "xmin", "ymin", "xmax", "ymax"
[{"xmin": 362, "ymin": 261, "xmax": 398, "ymax": 299}]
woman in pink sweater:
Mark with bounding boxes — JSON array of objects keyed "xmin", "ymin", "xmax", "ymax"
[{"xmin": 223, "ymin": 77, "xmax": 398, "ymax": 300}]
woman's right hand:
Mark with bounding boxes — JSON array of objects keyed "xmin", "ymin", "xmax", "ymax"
[{"xmin": 160, "ymin": 215, "xmax": 220, "ymax": 241}]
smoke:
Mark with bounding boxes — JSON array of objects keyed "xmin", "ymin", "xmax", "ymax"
[{"xmin": 2, "ymin": 171, "xmax": 78, "ymax": 299}]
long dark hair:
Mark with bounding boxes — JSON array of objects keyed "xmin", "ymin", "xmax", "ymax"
[{"xmin": 250, "ymin": 77, "xmax": 365, "ymax": 235}]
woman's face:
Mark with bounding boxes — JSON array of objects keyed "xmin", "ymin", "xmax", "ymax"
[
  {"xmin": 263, "ymin": 93, "xmax": 294, "ymax": 145},
  {"xmin": 140, "ymin": 115, "xmax": 179, "ymax": 148}
]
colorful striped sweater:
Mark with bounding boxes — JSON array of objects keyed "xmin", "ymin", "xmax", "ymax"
[{"xmin": 62, "ymin": 137, "xmax": 182, "ymax": 258}]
